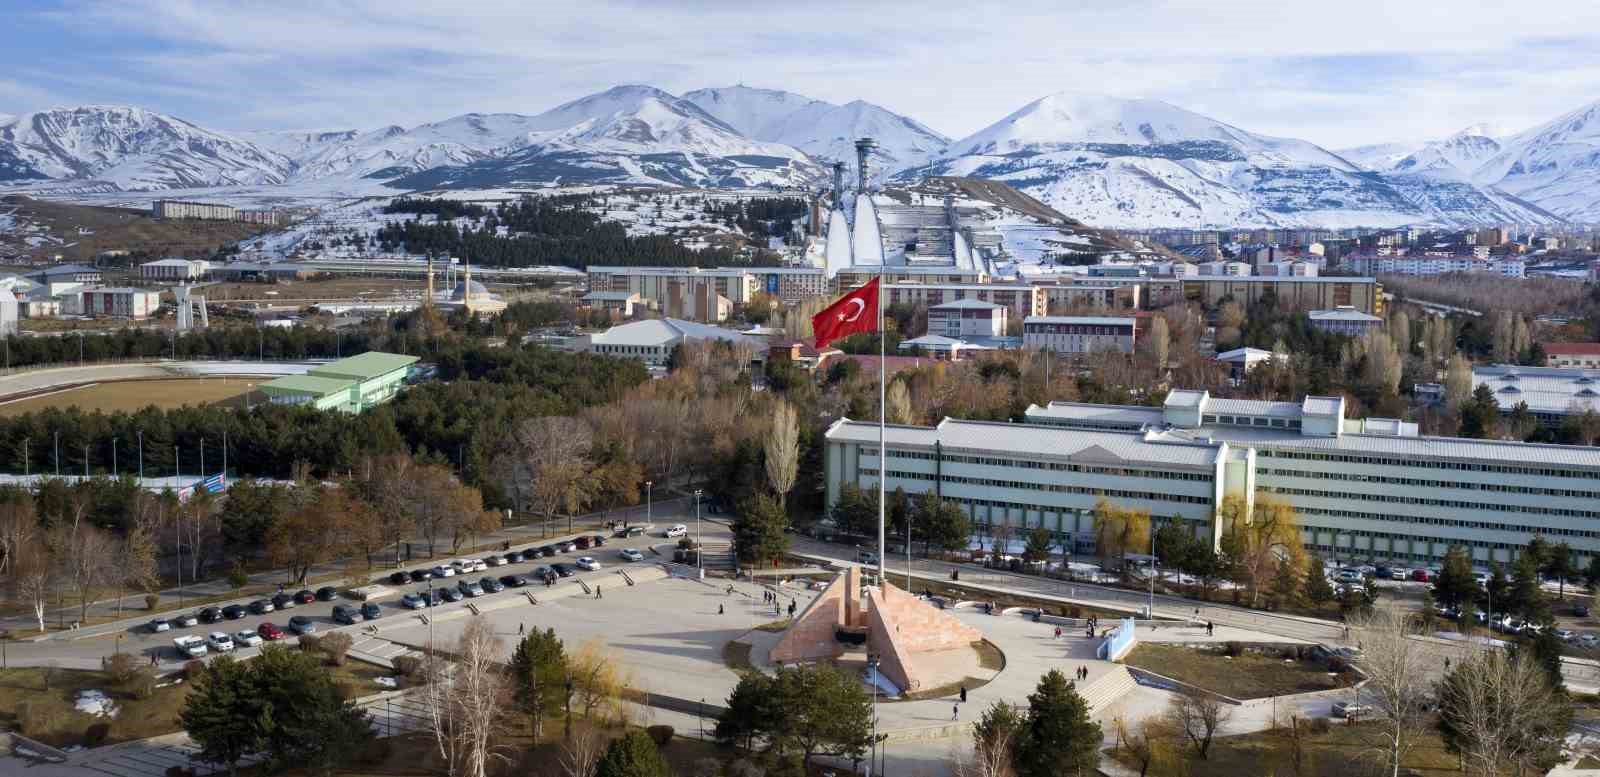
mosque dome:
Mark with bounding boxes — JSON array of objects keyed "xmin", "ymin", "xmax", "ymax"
[{"xmin": 451, "ymin": 279, "xmax": 489, "ymax": 301}]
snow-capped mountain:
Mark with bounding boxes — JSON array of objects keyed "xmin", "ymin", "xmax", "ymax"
[
  {"xmin": 918, "ymin": 92, "xmax": 1429, "ymax": 229},
  {"xmin": 1473, "ymin": 101, "xmax": 1600, "ymax": 222},
  {"xmin": 394, "ymin": 85, "xmax": 820, "ymax": 189},
  {"xmin": 1344, "ymin": 124, "xmax": 1503, "ymax": 180},
  {"xmin": 682, "ymin": 85, "xmax": 949, "ymax": 175},
  {"xmin": 0, "ymin": 106, "xmax": 292, "ymax": 190}
]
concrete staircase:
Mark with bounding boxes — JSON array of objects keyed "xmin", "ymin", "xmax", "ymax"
[
  {"xmin": 1080, "ymin": 666, "xmax": 1140, "ymax": 718},
  {"xmin": 699, "ymin": 542, "xmax": 735, "ymax": 572}
]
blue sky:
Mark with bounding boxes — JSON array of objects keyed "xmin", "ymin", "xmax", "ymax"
[{"xmin": 5, "ymin": 0, "xmax": 1600, "ymax": 149}]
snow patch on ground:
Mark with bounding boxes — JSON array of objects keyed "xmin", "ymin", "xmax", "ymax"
[{"xmin": 73, "ymin": 689, "xmax": 118, "ymax": 718}]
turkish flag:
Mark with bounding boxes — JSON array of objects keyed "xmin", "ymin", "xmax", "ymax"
[{"xmin": 812, "ymin": 277, "xmax": 880, "ymax": 349}]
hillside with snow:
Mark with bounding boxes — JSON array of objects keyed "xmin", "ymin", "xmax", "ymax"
[
  {"xmin": 1472, "ymin": 101, "xmax": 1600, "ymax": 222},
  {"xmin": 683, "ymin": 85, "xmax": 949, "ymax": 175}
]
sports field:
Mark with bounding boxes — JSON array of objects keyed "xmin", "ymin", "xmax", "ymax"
[{"xmin": 0, "ymin": 378, "xmax": 265, "ymax": 416}]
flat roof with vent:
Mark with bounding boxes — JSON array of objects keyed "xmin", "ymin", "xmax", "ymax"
[{"xmin": 307, "ymin": 352, "xmax": 419, "ymax": 382}]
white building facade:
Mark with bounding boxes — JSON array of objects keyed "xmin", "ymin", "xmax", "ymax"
[
  {"xmin": 824, "ymin": 388, "xmax": 1600, "ymax": 568},
  {"xmin": 1022, "ymin": 316, "xmax": 1137, "ymax": 354}
]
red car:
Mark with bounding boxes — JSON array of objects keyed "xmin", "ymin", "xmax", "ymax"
[
  {"xmin": 575, "ymin": 536, "xmax": 592, "ymax": 550},
  {"xmin": 258, "ymin": 622, "xmax": 285, "ymax": 641},
  {"xmin": 1411, "ymin": 569, "xmax": 1431, "ymax": 582},
  {"xmin": 294, "ymin": 589, "xmax": 317, "ymax": 604}
]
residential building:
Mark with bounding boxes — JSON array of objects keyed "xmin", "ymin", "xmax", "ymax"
[
  {"xmin": 1545, "ymin": 343, "xmax": 1600, "ymax": 370},
  {"xmin": 259, "ymin": 352, "xmax": 419, "ymax": 413},
  {"xmin": 747, "ymin": 267, "xmax": 829, "ymax": 302},
  {"xmin": 768, "ymin": 340, "xmax": 840, "ymax": 372},
  {"xmin": 575, "ymin": 318, "xmax": 762, "ymax": 368},
  {"xmin": 1308, "ymin": 306, "xmax": 1384, "ymax": 336},
  {"xmin": 139, "ymin": 258, "xmax": 210, "ymax": 281},
  {"xmin": 1181, "ymin": 276, "xmax": 1381, "ymax": 315},
  {"xmin": 1023, "ymin": 316, "xmax": 1137, "ymax": 354},
  {"xmin": 152, "ymin": 200, "xmax": 237, "ymax": 220},
  {"xmin": 927, "ymin": 299, "xmax": 1008, "ymax": 338},
  {"xmin": 25, "ymin": 264, "xmax": 102, "ymax": 290},
  {"xmin": 831, "ymin": 267, "xmax": 987, "ymax": 289},
  {"xmin": 1038, "ymin": 283, "xmax": 1142, "ymax": 312},
  {"xmin": 825, "ymin": 388, "xmax": 1600, "ymax": 570},
  {"xmin": 1214, "ymin": 347, "xmax": 1280, "ymax": 378},
  {"xmin": 897, "ymin": 334, "xmax": 993, "ymax": 360},
  {"xmin": 586, "ymin": 266, "xmax": 755, "ymax": 322}
]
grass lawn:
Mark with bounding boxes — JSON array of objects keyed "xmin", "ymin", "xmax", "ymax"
[
  {"xmin": 0, "ymin": 378, "xmax": 262, "ymax": 416},
  {"xmin": 1110, "ymin": 718, "xmax": 1460, "ymax": 777},
  {"xmin": 1124, "ymin": 644, "xmax": 1352, "ymax": 699},
  {"xmin": 0, "ymin": 666, "xmax": 189, "ymax": 748}
]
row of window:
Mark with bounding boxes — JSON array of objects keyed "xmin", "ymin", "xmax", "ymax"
[
  {"xmin": 870, "ymin": 448, "xmax": 1210, "ymax": 481},
  {"xmin": 1259, "ymin": 447, "xmax": 1599, "ymax": 481},
  {"xmin": 1267, "ymin": 485, "xmax": 1600, "ymax": 520},
  {"xmin": 1272, "ymin": 490, "xmax": 1600, "ymax": 538},
  {"xmin": 869, "ymin": 468, "xmax": 1212, "ymax": 505},
  {"xmin": 1204, "ymin": 414, "xmax": 1303, "ymax": 430},
  {"xmin": 1262, "ymin": 467, "xmax": 1600, "ymax": 500}
]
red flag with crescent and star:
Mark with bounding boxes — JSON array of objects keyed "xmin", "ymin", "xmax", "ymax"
[{"xmin": 812, "ymin": 277, "xmax": 880, "ymax": 349}]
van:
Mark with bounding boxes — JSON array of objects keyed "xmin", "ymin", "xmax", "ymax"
[
  {"xmin": 1332, "ymin": 702, "xmax": 1372, "ymax": 719},
  {"xmin": 857, "ymin": 550, "xmax": 879, "ymax": 565}
]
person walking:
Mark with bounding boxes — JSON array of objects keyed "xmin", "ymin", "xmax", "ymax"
[
  {"xmin": 718, "ymin": 604, "xmax": 725, "ymax": 615},
  {"xmin": 595, "ymin": 585, "xmax": 602, "ymax": 600},
  {"xmin": 952, "ymin": 704, "xmax": 959, "ymax": 721},
  {"xmin": 959, "ymin": 685, "xmax": 967, "ymax": 703},
  {"xmin": 1054, "ymin": 626, "xmax": 1062, "ymax": 640},
  {"xmin": 788, "ymin": 600, "xmax": 796, "ymax": 617}
]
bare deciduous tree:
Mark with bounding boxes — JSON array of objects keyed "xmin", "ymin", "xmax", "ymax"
[
  {"xmin": 496, "ymin": 417, "xmax": 594, "ymax": 533},
  {"xmin": 1166, "ymin": 687, "xmax": 1232, "ymax": 759},
  {"xmin": 421, "ymin": 617, "xmax": 512, "ymax": 777},
  {"xmin": 1438, "ymin": 647, "xmax": 1571, "ymax": 777},
  {"xmin": 116, "ymin": 500, "xmax": 159, "ymax": 613},
  {"xmin": 764, "ymin": 400, "xmax": 799, "ymax": 507},
  {"xmin": 560, "ymin": 722, "xmax": 607, "ymax": 777},
  {"xmin": 1350, "ymin": 609, "xmax": 1431, "ymax": 777},
  {"xmin": 11, "ymin": 542, "xmax": 55, "ymax": 633}
]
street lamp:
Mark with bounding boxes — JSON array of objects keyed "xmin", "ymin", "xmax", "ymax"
[
  {"xmin": 137, "ymin": 431, "xmax": 144, "ymax": 482},
  {"xmin": 644, "ymin": 480, "xmax": 653, "ymax": 529},
  {"xmin": 694, "ymin": 489, "xmax": 703, "ymax": 573},
  {"xmin": 867, "ymin": 654, "xmax": 880, "ymax": 777},
  {"xmin": 111, "ymin": 436, "xmax": 117, "ymax": 477},
  {"xmin": 565, "ymin": 677, "xmax": 575, "ymax": 741},
  {"xmin": 53, "ymin": 431, "xmax": 59, "ymax": 476}
]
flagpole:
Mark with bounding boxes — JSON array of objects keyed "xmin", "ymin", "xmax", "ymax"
[{"xmin": 878, "ymin": 273, "xmax": 886, "ymax": 584}]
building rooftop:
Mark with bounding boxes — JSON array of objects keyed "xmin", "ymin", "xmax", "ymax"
[
  {"xmin": 1473, "ymin": 364, "xmax": 1600, "ymax": 415},
  {"xmin": 260, "ymin": 374, "xmax": 355, "ymax": 397},
  {"xmin": 141, "ymin": 258, "xmax": 199, "ymax": 267},
  {"xmin": 1309, "ymin": 307, "xmax": 1383, "ymax": 323},
  {"xmin": 827, "ymin": 417, "xmax": 1225, "ymax": 470},
  {"xmin": 1215, "ymin": 347, "xmax": 1276, "ymax": 362},
  {"xmin": 582, "ymin": 291, "xmax": 640, "ymax": 302},
  {"xmin": 27, "ymin": 264, "xmax": 100, "ymax": 278},
  {"xmin": 1544, "ymin": 342, "xmax": 1600, "ymax": 356},
  {"xmin": 308, "ymin": 352, "xmax": 420, "ymax": 381},
  {"xmin": 588, "ymin": 318, "xmax": 756, "ymax": 348},
  {"xmin": 1187, "ymin": 275, "xmax": 1377, "ymax": 284}
]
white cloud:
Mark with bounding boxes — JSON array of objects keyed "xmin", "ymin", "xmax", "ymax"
[{"xmin": 14, "ymin": 1, "xmax": 1600, "ymax": 148}]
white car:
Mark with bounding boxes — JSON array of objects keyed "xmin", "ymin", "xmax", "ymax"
[
  {"xmin": 172, "ymin": 635, "xmax": 209, "ymax": 659},
  {"xmin": 619, "ymin": 548, "xmax": 644, "ymax": 562},
  {"xmin": 576, "ymin": 556, "xmax": 601, "ymax": 571},
  {"xmin": 207, "ymin": 632, "xmax": 236, "ymax": 652},
  {"xmin": 148, "ymin": 618, "xmax": 172, "ymax": 633},
  {"xmin": 1579, "ymin": 633, "xmax": 1599, "ymax": 647},
  {"xmin": 431, "ymin": 565, "xmax": 456, "ymax": 578},
  {"xmin": 483, "ymin": 555, "xmax": 505, "ymax": 568},
  {"xmin": 234, "ymin": 630, "xmax": 264, "ymax": 648},
  {"xmin": 665, "ymin": 524, "xmax": 688, "ymax": 538},
  {"xmin": 1555, "ymin": 628, "xmax": 1576, "ymax": 642}
]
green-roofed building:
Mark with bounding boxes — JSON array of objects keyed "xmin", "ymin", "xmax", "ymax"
[{"xmin": 259, "ymin": 351, "xmax": 419, "ymax": 413}]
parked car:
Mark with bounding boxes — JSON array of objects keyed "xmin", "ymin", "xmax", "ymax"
[
  {"xmin": 624, "ymin": 526, "xmax": 646, "ymax": 537},
  {"xmin": 316, "ymin": 587, "xmax": 339, "ymax": 601},
  {"xmin": 248, "ymin": 599, "xmax": 274, "ymax": 615},
  {"xmin": 360, "ymin": 602, "xmax": 382, "ymax": 620},
  {"xmin": 294, "ymin": 589, "xmax": 317, "ymax": 604},
  {"xmin": 484, "ymin": 555, "xmax": 505, "ymax": 568},
  {"xmin": 1411, "ymin": 569, "xmax": 1431, "ymax": 582},
  {"xmin": 1575, "ymin": 604, "xmax": 1591, "ymax": 618},
  {"xmin": 257, "ymin": 622, "xmax": 285, "ymax": 641},
  {"xmin": 333, "ymin": 605, "xmax": 361, "ymax": 625},
  {"xmin": 1375, "ymin": 566, "xmax": 1391, "ymax": 580},
  {"xmin": 148, "ymin": 617, "xmax": 172, "ymax": 633},
  {"xmin": 1580, "ymin": 633, "xmax": 1600, "ymax": 648},
  {"xmin": 271, "ymin": 593, "xmax": 296, "ymax": 610},
  {"xmin": 409, "ymin": 569, "xmax": 433, "ymax": 582},
  {"xmin": 503, "ymin": 551, "xmax": 525, "ymax": 564},
  {"xmin": 207, "ymin": 632, "xmax": 235, "ymax": 652},
  {"xmin": 401, "ymin": 593, "xmax": 427, "ymax": 610},
  {"xmin": 576, "ymin": 536, "xmax": 594, "ymax": 550},
  {"xmin": 665, "ymin": 524, "xmax": 688, "ymax": 538},
  {"xmin": 589, "ymin": 535, "xmax": 606, "ymax": 548},
  {"xmin": 557, "ymin": 541, "xmax": 578, "ymax": 553},
  {"xmin": 1332, "ymin": 702, "xmax": 1372, "ymax": 720},
  {"xmin": 175, "ymin": 612, "xmax": 199, "ymax": 628},
  {"xmin": 222, "ymin": 604, "xmax": 247, "ymax": 620},
  {"xmin": 439, "ymin": 586, "xmax": 464, "ymax": 602},
  {"xmin": 425, "ymin": 589, "xmax": 446, "ymax": 607},
  {"xmin": 575, "ymin": 556, "xmax": 601, "ymax": 571},
  {"xmin": 288, "ymin": 616, "xmax": 315, "ymax": 635},
  {"xmin": 450, "ymin": 559, "xmax": 475, "ymax": 575},
  {"xmin": 199, "ymin": 607, "xmax": 223, "ymax": 624},
  {"xmin": 431, "ymin": 565, "xmax": 456, "ymax": 578},
  {"xmin": 551, "ymin": 563, "xmax": 574, "ymax": 577},
  {"xmin": 390, "ymin": 572, "xmax": 411, "ymax": 585},
  {"xmin": 1388, "ymin": 568, "xmax": 1410, "ymax": 581},
  {"xmin": 619, "ymin": 548, "xmax": 644, "ymax": 562},
  {"xmin": 235, "ymin": 630, "xmax": 264, "ymax": 648},
  {"xmin": 530, "ymin": 565, "xmax": 552, "ymax": 580},
  {"xmin": 1555, "ymin": 628, "xmax": 1576, "ymax": 642},
  {"xmin": 480, "ymin": 577, "xmax": 505, "ymax": 593},
  {"xmin": 501, "ymin": 574, "xmax": 529, "ymax": 588},
  {"xmin": 173, "ymin": 635, "xmax": 208, "ymax": 659},
  {"xmin": 458, "ymin": 579, "xmax": 483, "ymax": 597}
]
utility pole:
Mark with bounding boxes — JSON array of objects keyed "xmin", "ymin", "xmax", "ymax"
[
  {"xmin": 111, "ymin": 436, "xmax": 117, "ymax": 476},
  {"xmin": 694, "ymin": 489, "xmax": 703, "ymax": 574},
  {"xmin": 137, "ymin": 431, "xmax": 144, "ymax": 482},
  {"xmin": 53, "ymin": 431, "xmax": 59, "ymax": 476}
]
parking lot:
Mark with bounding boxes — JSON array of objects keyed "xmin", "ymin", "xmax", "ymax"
[{"xmin": 117, "ymin": 520, "xmax": 717, "ymax": 668}]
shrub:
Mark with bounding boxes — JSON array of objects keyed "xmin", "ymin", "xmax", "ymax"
[
  {"xmin": 106, "ymin": 652, "xmax": 140, "ymax": 685},
  {"xmin": 17, "ymin": 700, "xmax": 60, "ymax": 737},
  {"xmin": 393, "ymin": 655, "xmax": 422, "ymax": 677},
  {"xmin": 647, "ymin": 724, "xmax": 674, "ymax": 747},
  {"xmin": 319, "ymin": 632, "xmax": 354, "ymax": 667},
  {"xmin": 85, "ymin": 722, "xmax": 111, "ymax": 746},
  {"xmin": 127, "ymin": 668, "xmax": 156, "ymax": 700},
  {"xmin": 144, "ymin": 594, "xmax": 161, "ymax": 610},
  {"xmin": 298, "ymin": 634, "xmax": 323, "ymax": 654},
  {"xmin": 1308, "ymin": 717, "xmax": 1332, "ymax": 735},
  {"xmin": 1223, "ymin": 641, "xmax": 1244, "ymax": 657},
  {"xmin": 183, "ymin": 660, "xmax": 206, "ymax": 680},
  {"xmin": 333, "ymin": 679, "xmax": 360, "ymax": 700},
  {"xmin": 1327, "ymin": 656, "xmax": 1349, "ymax": 673}
]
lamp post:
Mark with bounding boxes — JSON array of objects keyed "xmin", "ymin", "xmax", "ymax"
[
  {"xmin": 564, "ymin": 677, "xmax": 574, "ymax": 741},
  {"xmin": 20, "ymin": 438, "xmax": 27, "ymax": 478},
  {"xmin": 53, "ymin": 431, "xmax": 59, "ymax": 476},
  {"xmin": 694, "ymin": 489, "xmax": 703, "ymax": 573},
  {"xmin": 644, "ymin": 480, "xmax": 653, "ymax": 529},
  {"xmin": 111, "ymin": 436, "xmax": 117, "ymax": 477},
  {"xmin": 1149, "ymin": 524, "xmax": 1156, "ymax": 619},
  {"xmin": 867, "ymin": 654, "xmax": 880, "ymax": 777},
  {"xmin": 137, "ymin": 431, "xmax": 143, "ymax": 482}
]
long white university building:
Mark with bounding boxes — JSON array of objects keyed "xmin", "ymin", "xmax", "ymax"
[{"xmin": 825, "ymin": 389, "xmax": 1600, "ymax": 569}]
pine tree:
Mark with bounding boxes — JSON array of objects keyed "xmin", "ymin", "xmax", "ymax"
[
  {"xmin": 1015, "ymin": 669, "xmax": 1101, "ymax": 777},
  {"xmin": 1302, "ymin": 554, "xmax": 1335, "ymax": 605},
  {"xmin": 508, "ymin": 627, "xmax": 567, "ymax": 740},
  {"xmin": 181, "ymin": 656, "xmax": 266, "ymax": 777},
  {"xmin": 594, "ymin": 730, "xmax": 670, "ymax": 777}
]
